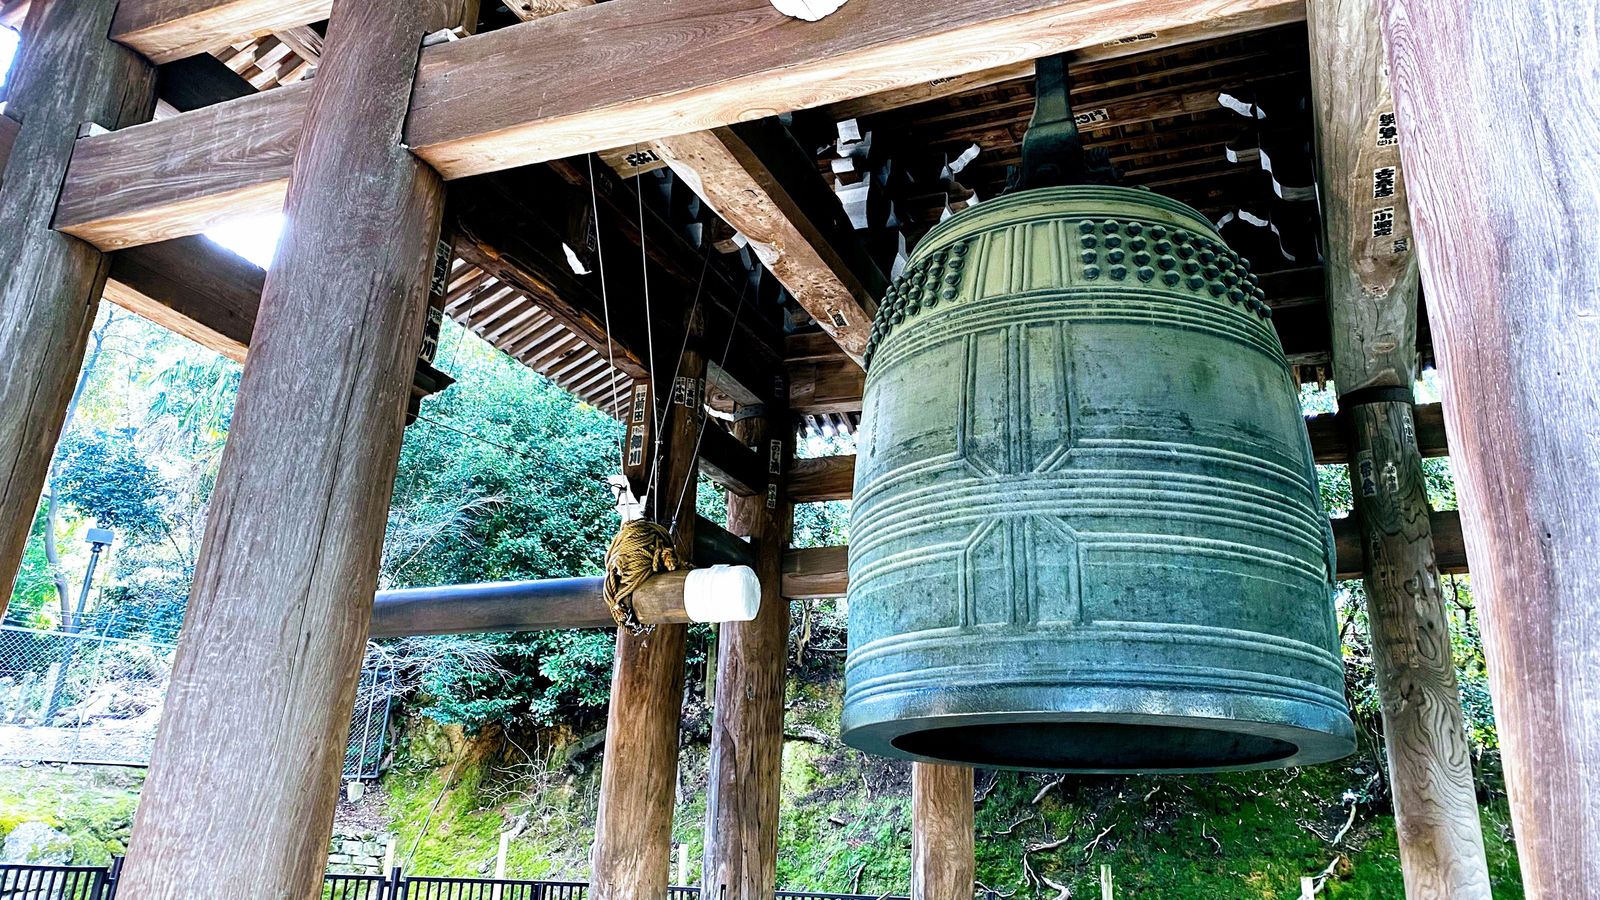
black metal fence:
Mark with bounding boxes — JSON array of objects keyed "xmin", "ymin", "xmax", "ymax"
[
  {"xmin": 0, "ymin": 858, "xmax": 122, "ymax": 899},
  {"xmin": 1, "ymin": 858, "xmax": 908, "ymax": 900}
]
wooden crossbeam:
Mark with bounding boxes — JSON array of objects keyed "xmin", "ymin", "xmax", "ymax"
[
  {"xmin": 787, "ymin": 405, "xmax": 1451, "ymax": 504},
  {"xmin": 59, "ymin": 0, "xmax": 1303, "ymax": 250},
  {"xmin": 782, "ymin": 509, "xmax": 1469, "ymax": 598},
  {"xmin": 103, "ymin": 236, "xmax": 263, "ymax": 361},
  {"xmin": 653, "ymin": 121, "xmax": 886, "ymax": 366},
  {"xmin": 111, "ymin": 0, "xmax": 333, "ymax": 65},
  {"xmin": 698, "ymin": 424, "xmax": 766, "ymax": 498},
  {"xmin": 823, "ymin": 3, "xmax": 1307, "ymax": 120}
]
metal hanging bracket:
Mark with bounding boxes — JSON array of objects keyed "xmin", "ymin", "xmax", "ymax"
[{"xmin": 1006, "ymin": 54, "xmax": 1120, "ymax": 193}]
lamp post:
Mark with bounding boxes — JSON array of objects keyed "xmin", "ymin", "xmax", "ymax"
[{"xmin": 44, "ymin": 526, "xmax": 114, "ymax": 722}]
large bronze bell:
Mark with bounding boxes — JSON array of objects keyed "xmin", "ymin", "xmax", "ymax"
[{"xmin": 842, "ymin": 186, "xmax": 1354, "ymax": 773}]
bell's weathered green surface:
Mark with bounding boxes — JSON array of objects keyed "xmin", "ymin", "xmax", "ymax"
[{"xmin": 843, "ymin": 186, "xmax": 1353, "ymax": 773}]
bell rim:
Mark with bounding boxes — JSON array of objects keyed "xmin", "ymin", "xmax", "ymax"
[{"xmin": 840, "ymin": 683, "xmax": 1356, "ymax": 774}]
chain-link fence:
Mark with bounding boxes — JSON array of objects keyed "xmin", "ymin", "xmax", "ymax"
[{"xmin": 0, "ymin": 625, "xmax": 392, "ymax": 774}]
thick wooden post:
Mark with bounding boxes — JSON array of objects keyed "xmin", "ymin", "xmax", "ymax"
[
  {"xmin": 0, "ymin": 0, "xmax": 154, "ymax": 611},
  {"xmin": 1376, "ymin": 2, "xmax": 1600, "ymax": 895},
  {"xmin": 116, "ymin": 1, "xmax": 464, "ymax": 896},
  {"xmin": 702, "ymin": 405, "xmax": 791, "ymax": 899},
  {"xmin": 911, "ymin": 763, "xmax": 974, "ymax": 900},
  {"xmin": 591, "ymin": 332, "xmax": 703, "ymax": 899},
  {"xmin": 1306, "ymin": 1, "xmax": 1490, "ymax": 897}
]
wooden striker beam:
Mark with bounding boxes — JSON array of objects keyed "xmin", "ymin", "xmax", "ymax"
[
  {"xmin": 911, "ymin": 763, "xmax": 975, "ymax": 900},
  {"xmin": 1308, "ymin": 0, "xmax": 1489, "ymax": 896},
  {"xmin": 0, "ymin": 0, "xmax": 155, "ymax": 616},
  {"xmin": 117, "ymin": 1, "xmax": 465, "ymax": 896},
  {"xmin": 703, "ymin": 407, "xmax": 791, "ymax": 898},
  {"xmin": 1377, "ymin": 1, "xmax": 1600, "ymax": 895}
]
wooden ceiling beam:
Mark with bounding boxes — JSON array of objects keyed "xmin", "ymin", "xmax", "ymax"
[
  {"xmin": 782, "ymin": 508, "xmax": 1469, "ymax": 598},
  {"xmin": 58, "ymin": 0, "xmax": 1304, "ymax": 249},
  {"xmin": 654, "ymin": 120, "xmax": 886, "ymax": 367},
  {"xmin": 823, "ymin": 3, "xmax": 1306, "ymax": 121},
  {"xmin": 102, "ymin": 235, "xmax": 263, "ymax": 362},
  {"xmin": 111, "ymin": 0, "xmax": 332, "ymax": 65}
]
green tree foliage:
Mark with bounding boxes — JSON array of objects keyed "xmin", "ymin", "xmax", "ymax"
[{"xmin": 53, "ymin": 430, "xmax": 165, "ymax": 540}]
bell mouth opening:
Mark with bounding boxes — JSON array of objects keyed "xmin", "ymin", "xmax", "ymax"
[{"xmin": 891, "ymin": 721, "xmax": 1298, "ymax": 772}]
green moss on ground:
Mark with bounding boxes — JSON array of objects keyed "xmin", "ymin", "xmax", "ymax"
[{"xmin": 0, "ymin": 764, "xmax": 141, "ymax": 865}]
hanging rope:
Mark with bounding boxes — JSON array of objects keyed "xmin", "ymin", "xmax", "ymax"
[{"xmin": 602, "ymin": 519, "xmax": 682, "ymax": 636}]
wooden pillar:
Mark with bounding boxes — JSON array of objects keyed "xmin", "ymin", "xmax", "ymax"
[
  {"xmin": 116, "ymin": 1, "xmax": 465, "ymax": 897},
  {"xmin": 702, "ymin": 403, "xmax": 791, "ymax": 899},
  {"xmin": 1375, "ymin": 2, "xmax": 1600, "ymax": 895},
  {"xmin": 0, "ymin": 0, "xmax": 154, "ymax": 612},
  {"xmin": 911, "ymin": 763, "xmax": 974, "ymax": 900},
  {"xmin": 591, "ymin": 327, "xmax": 703, "ymax": 899},
  {"xmin": 1306, "ymin": 1, "xmax": 1490, "ymax": 897}
]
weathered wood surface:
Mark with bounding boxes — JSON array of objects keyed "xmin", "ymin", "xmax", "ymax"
[
  {"xmin": 789, "ymin": 455, "xmax": 855, "ymax": 503},
  {"xmin": 911, "ymin": 763, "xmax": 975, "ymax": 900},
  {"xmin": 1346, "ymin": 402, "xmax": 1489, "ymax": 898},
  {"xmin": 0, "ymin": 0, "xmax": 155, "ymax": 615},
  {"xmin": 1377, "ymin": 1, "xmax": 1600, "ymax": 894},
  {"xmin": 654, "ymin": 121, "xmax": 885, "ymax": 366},
  {"xmin": 699, "ymin": 424, "xmax": 765, "ymax": 498},
  {"xmin": 103, "ymin": 236, "xmax": 263, "ymax": 362},
  {"xmin": 1310, "ymin": 0, "xmax": 1419, "ymax": 393},
  {"xmin": 703, "ymin": 410, "xmax": 791, "ymax": 899},
  {"xmin": 112, "ymin": 0, "xmax": 333, "ymax": 65},
  {"xmin": 117, "ymin": 0, "xmax": 456, "ymax": 895},
  {"xmin": 1308, "ymin": 1, "xmax": 1488, "ymax": 895},
  {"xmin": 782, "ymin": 510, "xmax": 1470, "ymax": 599},
  {"xmin": 591, "ymin": 329, "xmax": 702, "ymax": 900},
  {"xmin": 825, "ymin": 2, "xmax": 1306, "ymax": 120},
  {"xmin": 0, "ymin": 114, "xmax": 18, "ymax": 180},
  {"xmin": 57, "ymin": 82, "xmax": 307, "ymax": 250},
  {"xmin": 60, "ymin": 0, "xmax": 1305, "ymax": 249}
]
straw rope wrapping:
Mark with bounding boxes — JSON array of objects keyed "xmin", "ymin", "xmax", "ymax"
[{"xmin": 602, "ymin": 520, "xmax": 683, "ymax": 635}]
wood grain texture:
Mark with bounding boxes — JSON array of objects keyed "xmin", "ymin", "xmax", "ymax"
[
  {"xmin": 591, "ymin": 330, "xmax": 702, "ymax": 900},
  {"xmin": 0, "ymin": 114, "xmax": 18, "ymax": 181},
  {"xmin": 1377, "ymin": 1, "xmax": 1600, "ymax": 895},
  {"xmin": 56, "ymin": 82, "xmax": 307, "ymax": 250},
  {"xmin": 104, "ymin": 236, "xmax": 264, "ymax": 362},
  {"xmin": 827, "ymin": 1, "xmax": 1305, "ymax": 121},
  {"xmin": 116, "ymin": 0, "xmax": 451, "ymax": 895},
  {"xmin": 788, "ymin": 454, "xmax": 854, "ymax": 503},
  {"xmin": 0, "ymin": 0, "xmax": 155, "ymax": 615},
  {"xmin": 784, "ymin": 511, "xmax": 1469, "ymax": 599},
  {"xmin": 61, "ymin": 0, "xmax": 1303, "ymax": 248},
  {"xmin": 1346, "ymin": 402, "xmax": 1490, "ymax": 899},
  {"xmin": 911, "ymin": 763, "xmax": 975, "ymax": 900},
  {"xmin": 1310, "ymin": 0, "xmax": 1419, "ymax": 393},
  {"xmin": 699, "ymin": 424, "xmax": 765, "ymax": 498},
  {"xmin": 404, "ymin": 0, "xmax": 1305, "ymax": 178},
  {"xmin": 702, "ymin": 410, "xmax": 791, "ymax": 900},
  {"xmin": 653, "ymin": 121, "xmax": 884, "ymax": 366},
  {"xmin": 1309, "ymin": 3, "xmax": 1488, "ymax": 895},
  {"xmin": 112, "ymin": 0, "xmax": 332, "ymax": 64}
]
